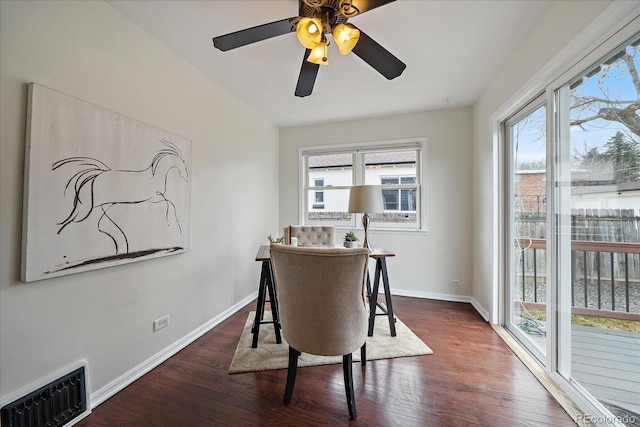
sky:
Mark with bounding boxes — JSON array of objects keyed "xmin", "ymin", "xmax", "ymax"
[{"xmin": 514, "ymin": 40, "xmax": 639, "ymax": 166}]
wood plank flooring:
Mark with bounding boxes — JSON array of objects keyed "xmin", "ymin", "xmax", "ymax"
[
  {"xmin": 77, "ymin": 297, "xmax": 576, "ymax": 426},
  {"xmin": 572, "ymin": 325, "xmax": 640, "ymax": 414}
]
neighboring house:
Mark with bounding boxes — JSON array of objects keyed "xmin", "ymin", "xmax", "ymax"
[
  {"xmin": 308, "ymin": 151, "xmax": 417, "ymax": 214},
  {"xmin": 572, "ymin": 181, "xmax": 640, "ymax": 212},
  {"xmin": 515, "ymin": 169, "xmax": 640, "ymax": 215},
  {"xmin": 514, "ymin": 170, "xmax": 546, "ymax": 213}
]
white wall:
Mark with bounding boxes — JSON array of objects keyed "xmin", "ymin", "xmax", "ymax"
[
  {"xmin": 471, "ymin": 0, "xmax": 615, "ymax": 320},
  {"xmin": 279, "ymin": 108, "xmax": 474, "ymax": 301},
  {"xmin": 0, "ymin": 0, "xmax": 279, "ymax": 404}
]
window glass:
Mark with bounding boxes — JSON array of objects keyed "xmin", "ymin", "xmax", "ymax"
[
  {"xmin": 302, "ymin": 143, "xmax": 423, "ymax": 229},
  {"xmin": 556, "ymin": 34, "xmax": 640, "ymax": 419},
  {"xmin": 306, "ymin": 153, "xmax": 353, "ymax": 223}
]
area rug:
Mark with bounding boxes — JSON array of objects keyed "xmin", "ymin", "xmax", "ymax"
[{"xmin": 229, "ymin": 311, "xmax": 433, "ymax": 374}]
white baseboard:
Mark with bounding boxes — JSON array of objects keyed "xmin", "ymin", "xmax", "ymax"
[
  {"xmin": 90, "ymin": 292, "xmax": 257, "ymax": 408},
  {"xmin": 389, "ymin": 289, "xmax": 491, "ymax": 322},
  {"xmin": 391, "ymin": 288, "xmax": 472, "ymax": 303},
  {"xmin": 471, "ymin": 297, "xmax": 490, "ymax": 322}
]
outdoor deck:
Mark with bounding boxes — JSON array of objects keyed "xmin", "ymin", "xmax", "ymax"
[
  {"xmin": 520, "ymin": 323, "xmax": 640, "ymax": 417},
  {"xmin": 571, "ymin": 325, "xmax": 640, "ymax": 416}
]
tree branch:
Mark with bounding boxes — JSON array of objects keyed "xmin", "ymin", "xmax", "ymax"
[
  {"xmin": 623, "ymin": 52, "xmax": 640, "ymax": 96},
  {"xmin": 570, "ymin": 103, "xmax": 640, "ymax": 136}
]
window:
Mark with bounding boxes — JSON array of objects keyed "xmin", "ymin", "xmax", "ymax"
[
  {"xmin": 313, "ymin": 178, "xmax": 325, "ymax": 209},
  {"xmin": 381, "ymin": 176, "xmax": 417, "ymax": 211},
  {"xmin": 301, "ymin": 139, "xmax": 425, "ymax": 230}
]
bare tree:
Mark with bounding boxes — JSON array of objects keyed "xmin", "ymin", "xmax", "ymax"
[{"xmin": 570, "ymin": 40, "xmax": 640, "ymax": 138}]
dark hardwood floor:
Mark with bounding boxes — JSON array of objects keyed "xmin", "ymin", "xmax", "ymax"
[{"xmin": 77, "ymin": 297, "xmax": 576, "ymax": 426}]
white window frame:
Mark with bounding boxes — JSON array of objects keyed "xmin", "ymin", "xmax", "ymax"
[{"xmin": 299, "ymin": 137, "xmax": 427, "ymax": 232}]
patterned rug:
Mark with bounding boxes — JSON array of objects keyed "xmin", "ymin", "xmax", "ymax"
[{"xmin": 229, "ymin": 311, "xmax": 433, "ymax": 374}]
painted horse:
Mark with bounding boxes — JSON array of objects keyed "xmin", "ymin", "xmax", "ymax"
[{"xmin": 52, "ymin": 139, "xmax": 189, "ymax": 254}]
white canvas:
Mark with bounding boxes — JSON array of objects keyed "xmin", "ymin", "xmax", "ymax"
[{"xmin": 21, "ymin": 83, "xmax": 192, "ymax": 282}]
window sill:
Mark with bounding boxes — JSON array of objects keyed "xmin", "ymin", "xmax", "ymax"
[{"xmin": 336, "ymin": 226, "xmax": 429, "ymax": 236}]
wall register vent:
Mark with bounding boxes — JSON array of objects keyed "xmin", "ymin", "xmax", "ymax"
[{"xmin": 1, "ymin": 367, "xmax": 87, "ymax": 427}]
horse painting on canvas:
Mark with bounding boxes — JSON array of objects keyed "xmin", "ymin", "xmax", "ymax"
[{"xmin": 52, "ymin": 139, "xmax": 189, "ymax": 257}]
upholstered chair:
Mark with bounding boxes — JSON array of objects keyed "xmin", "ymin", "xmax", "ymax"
[
  {"xmin": 269, "ymin": 244, "xmax": 369, "ymax": 420},
  {"xmin": 289, "ymin": 225, "xmax": 335, "ymax": 246}
]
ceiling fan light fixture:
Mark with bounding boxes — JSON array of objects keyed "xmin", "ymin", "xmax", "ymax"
[
  {"xmin": 332, "ymin": 23, "xmax": 360, "ymax": 55},
  {"xmin": 296, "ymin": 17, "xmax": 323, "ymax": 49},
  {"xmin": 307, "ymin": 40, "xmax": 329, "ymax": 65}
]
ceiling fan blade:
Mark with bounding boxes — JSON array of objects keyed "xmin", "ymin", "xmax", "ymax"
[
  {"xmin": 339, "ymin": 0, "xmax": 396, "ymax": 17},
  {"xmin": 351, "ymin": 29, "xmax": 406, "ymax": 80},
  {"xmin": 213, "ymin": 18, "xmax": 296, "ymax": 51},
  {"xmin": 295, "ymin": 50, "xmax": 320, "ymax": 97}
]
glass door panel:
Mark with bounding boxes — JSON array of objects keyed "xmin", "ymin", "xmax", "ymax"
[
  {"xmin": 505, "ymin": 100, "xmax": 548, "ymax": 362},
  {"xmin": 557, "ymin": 35, "xmax": 640, "ymax": 421}
]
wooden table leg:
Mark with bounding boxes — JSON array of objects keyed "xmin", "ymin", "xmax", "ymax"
[
  {"xmin": 367, "ymin": 258, "xmax": 396, "ymax": 337},
  {"xmin": 252, "ymin": 261, "xmax": 282, "ymax": 348},
  {"xmin": 251, "ymin": 261, "xmax": 269, "ymax": 348},
  {"xmin": 367, "ymin": 261, "xmax": 382, "ymax": 336},
  {"xmin": 380, "ymin": 258, "xmax": 397, "ymax": 336},
  {"xmin": 266, "ymin": 261, "xmax": 282, "ymax": 344}
]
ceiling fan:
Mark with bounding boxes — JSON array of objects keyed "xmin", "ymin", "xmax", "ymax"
[{"xmin": 212, "ymin": 0, "xmax": 406, "ymax": 97}]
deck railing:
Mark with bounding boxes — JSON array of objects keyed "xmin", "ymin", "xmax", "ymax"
[{"xmin": 515, "ymin": 238, "xmax": 640, "ymax": 320}]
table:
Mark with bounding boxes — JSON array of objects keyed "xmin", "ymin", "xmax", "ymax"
[{"xmin": 252, "ymin": 245, "xmax": 397, "ymax": 346}]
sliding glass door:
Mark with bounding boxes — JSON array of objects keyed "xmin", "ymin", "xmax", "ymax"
[
  {"xmin": 555, "ymin": 34, "xmax": 640, "ymax": 422},
  {"xmin": 505, "ymin": 99, "xmax": 548, "ymax": 363},
  {"xmin": 502, "ymin": 26, "xmax": 640, "ymax": 425}
]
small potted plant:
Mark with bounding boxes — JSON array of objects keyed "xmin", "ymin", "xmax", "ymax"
[
  {"xmin": 343, "ymin": 231, "xmax": 359, "ymax": 248},
  {"xmin": 268, "ymin": 234, "xmax": 283, "ymax": 244}
]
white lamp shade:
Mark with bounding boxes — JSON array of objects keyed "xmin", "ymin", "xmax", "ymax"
[{"xmin": 348, "ymin": 185, "xmax": 383, "ymax": 213}]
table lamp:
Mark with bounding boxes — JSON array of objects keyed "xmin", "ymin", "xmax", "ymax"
[{"xmin": 348, "ymin": 185, "xmax": 384, "ymax": 252}]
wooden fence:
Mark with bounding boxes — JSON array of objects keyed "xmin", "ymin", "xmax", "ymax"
[
  {"xmin": 516, "ymin": 209, "xmax": 639, "ymax": 241},
  {"xmin": 515, "ymin": 209, "xmax": 640, "ymax": 314}
]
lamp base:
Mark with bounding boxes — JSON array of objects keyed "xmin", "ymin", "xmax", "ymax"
[{"xmin": 362, "ymin": 213, "xmax": 374, "ymax": 252}]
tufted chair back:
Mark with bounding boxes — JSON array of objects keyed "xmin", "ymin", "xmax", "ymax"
[
  {"xmin": 270, "ymin": 244, "xmax": 369, "ymax": 356},
  {"xmin": 289, "ymin": 225, "xmax": 335, "ymax": 246},
  {"xmin": 269, "ymin": 243, "xmax": 369, "ymax": 419}
]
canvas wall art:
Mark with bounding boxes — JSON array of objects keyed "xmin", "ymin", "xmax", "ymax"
[{"xmin": 21, "ymin": 83, "xmax": 192, "ymax": 282}]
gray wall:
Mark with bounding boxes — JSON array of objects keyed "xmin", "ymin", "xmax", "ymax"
[{"xmin": 0, "ymin": 0, "xmax": 279, "ymax": 403}]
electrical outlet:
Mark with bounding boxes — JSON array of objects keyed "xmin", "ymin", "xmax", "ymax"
[
  {"xmin": 153, "ymin": 315, "xmax": 170, "ymax": 331},
  {"xmin": 449, "ymin": 279, "xmax": 461, "ymax": 287}
]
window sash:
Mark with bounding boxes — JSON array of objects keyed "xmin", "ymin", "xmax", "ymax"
[{"xmin": 301, "ymin": 140, "xmax": 424, "ymax": 230}]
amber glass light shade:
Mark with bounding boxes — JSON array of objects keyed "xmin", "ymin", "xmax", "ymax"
[
  {"xmin": 307, "ymin": 41, "xmax": 329, "ymax": 65},
  {"xmin": 296, "ymin": 17, "xmax": 323, "ymax": 49},
  {"xmin": 332, "ymin": 23, "xmax": 360, "ymax": 55}
]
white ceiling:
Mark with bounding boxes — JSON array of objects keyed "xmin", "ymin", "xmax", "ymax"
[{"xmin": 107, "ymin": 0, "xmax": 552, "ymax": 127}]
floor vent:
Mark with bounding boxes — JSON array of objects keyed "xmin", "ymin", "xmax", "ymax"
[{"xmin": 1, "ymin": 366, "xmax": 87, "ymax": 427}]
